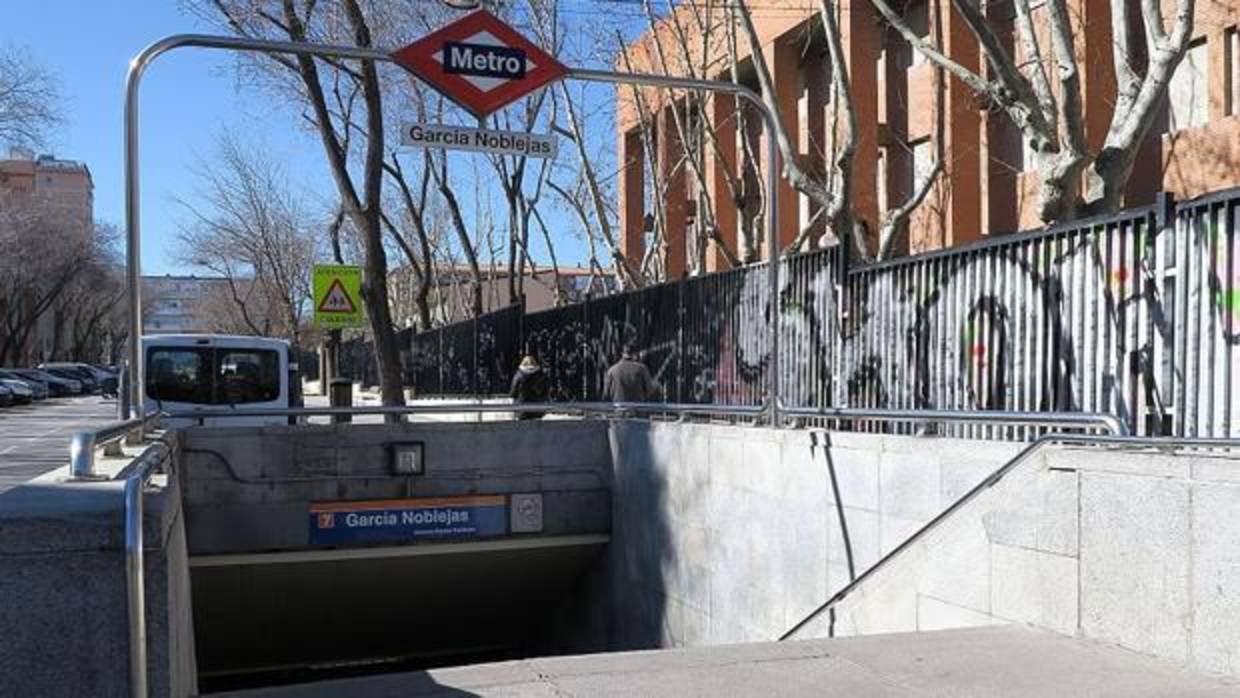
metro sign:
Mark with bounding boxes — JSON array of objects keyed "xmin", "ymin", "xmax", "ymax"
[{"xmin": 392, "ymin": 10, "xmax": 568, "ymax": 118}]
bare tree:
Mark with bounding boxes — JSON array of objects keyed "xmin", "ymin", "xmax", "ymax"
[
  {"xmin": 177, "ymin": 132, "xmax": 317, "ymax": 347},
  {"xmin": 0, "ymin": 45, "xmax": 60, "ymax": 149},
  {"xmin": 195, "ymin": 0, "xmax": 408, "ymax": 411},
  {"xmin": 638, "ymin": 0, "xmax": 743, "ymax": 275},
  {"xmin": 429, "ymin": 143, "xmax": 486, "ymax": 318},
  {"xmin": 382, "ymin": 152, "xmax": 438, "ymax": 331},
  {"xmin": 872, "ymin": 0, "xmax": 1194, "ymax": 221},
  {"xmin": 616, "ymin": 34, "xmax": 678, "ymax": 281},
  {"xmin": 553, "ymin": 83, "xmax": 643, "ymax": 289},
  {"xmin": 733, "ymin": 0, "xmax": 941, "ymax": 261},
  {"xmin": 0, "ymin": 193, "xmax": 100, "ymax": 365},
  {"xmin": 49, "ymin": 223, "xmax": 128, "ymax": 362}
]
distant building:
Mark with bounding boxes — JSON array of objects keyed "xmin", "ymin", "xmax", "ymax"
[
  {"xmin": 0, "ymin": 149, "xmax": 94, "ymax": 364},
  {"xmin": 0, "ymin": 149, "xmax": 93, "ymax": 224},
  {"xmin": 388, "ymin": 264, "xmax": 615, "ymax": 328},
  {"xmin": 142, "ymin": 275, "xmax": 232, "ymax": 334}
]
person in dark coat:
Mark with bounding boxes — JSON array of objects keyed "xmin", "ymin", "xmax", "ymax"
[
  {"xmin": 603, "ymin": 343, "xmax": 658, "ymax": 403},
  {"xmin": 510, "ymin": 354, "xmax": 549, "ymax": 419}
]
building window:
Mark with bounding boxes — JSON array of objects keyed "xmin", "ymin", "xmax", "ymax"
[
  {"xmin": 911, "ymin": 138, "xmax": 934, "ymax": 186},
  {"xmin": 905, "ymin": 1, "xmax": 929, "ymax": 66},
  {"xmin": 877, "ymin": 148, "xmax": 890, "ymax": 214},
  {"xmin": 1168, "ymin": 38, "xmax": 1209, "ymax": 131},
  {"xmin": 1227, "ymin": 27, "xmax": 1240, "ymax": 117}
]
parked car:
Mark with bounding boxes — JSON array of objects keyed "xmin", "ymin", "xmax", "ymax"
[
  {"xmin": 0, "ymin": 378, "xmax": 33, "ymax": 404},
  {"xmin": 0, "ymin": 383, "xmax": 12, "ymax": 407},
  {"xmin": 42, "ymin": 362, "xmax": 116, "ymax": 395},
  {"xmin": 8, "ymin": 368, "xmax": 80, "ymax": 396},
  {"xmin": 0, "ymin": 370, "xmax": 48, "ymax": 400},
  {"xmin": 39, "ymin": 364, "xmax": 98, "ymax": 393}
]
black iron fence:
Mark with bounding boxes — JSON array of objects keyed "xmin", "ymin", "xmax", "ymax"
[
  {"xmin": 406, "ymin": 302, "xmax": 523, "ymax": 397},
  {"xmin": 396, "ymin": 249, "xmax": 832, "ymax": 404},
  {"xmin": 387, "ymin": 188, "xmax": 1240, "ymax": 439}
]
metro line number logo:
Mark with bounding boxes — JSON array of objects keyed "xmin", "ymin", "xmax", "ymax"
[{"xmin": 443, "ymin": 41, "xmax": 526, "ymax": 80}]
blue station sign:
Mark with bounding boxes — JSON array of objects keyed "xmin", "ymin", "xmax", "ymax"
[{"xmin": 309, "ymin": 495, "xmax": 507, "ymax": 545}]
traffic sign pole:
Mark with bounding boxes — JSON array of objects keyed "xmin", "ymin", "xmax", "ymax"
[{"xmin": 123, "ymin": 31, "xmax": 785, "ymax": 430}]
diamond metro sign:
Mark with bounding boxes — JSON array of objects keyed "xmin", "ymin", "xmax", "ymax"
[{"xmin": 391, "ymin": 10, "xmax": 568, "ymax": 118}]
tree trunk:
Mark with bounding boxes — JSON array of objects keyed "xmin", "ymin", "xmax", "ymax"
[{"xmin": 281, "ymin": 0, "xmax": 404, "ymax": 414}]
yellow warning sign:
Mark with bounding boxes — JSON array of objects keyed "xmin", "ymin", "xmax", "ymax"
[{"xmin": 313, "ymin": 264, "xmax": 364, "ymax": 328}]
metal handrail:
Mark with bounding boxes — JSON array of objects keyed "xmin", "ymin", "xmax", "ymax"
[
  {"xmin": 124, "ymin": 442, "xmax": 169, "ymax": 698},
  {"xmin": 780, "ymin": 432, "xmax": 1240, "ymax": 641},
  {"xmin": 68, "ymin": 411, "xmax": 163, "ymax": 480},
  {"xmin": 778, "ymin": 403, "xmax": 1129, "ymax": 436},
  {"xmin": 162, "ymin": 401, "xmax": 766, "ymax": 422}
]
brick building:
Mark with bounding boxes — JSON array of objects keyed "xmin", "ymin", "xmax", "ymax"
[
  {"xmin": 617, "ymin": 1, "xmax": 1240, "ymax": 277},
  {"xmin": 142, "ymin": 275, "xmax": 235, "ymax": 334}
]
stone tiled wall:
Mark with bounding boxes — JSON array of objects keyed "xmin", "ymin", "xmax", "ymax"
[
  {"xmin": 816, "ymin": 445, "xmax": 1240, "ymax": 678},
  {"xmin": 605, "ymin": 420, "xmax": 1022, "ymax": 649}
]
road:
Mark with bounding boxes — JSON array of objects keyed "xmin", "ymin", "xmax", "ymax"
[{"xmin": 0, "ymin": 396, "xmax": 119, "ymax": 494}]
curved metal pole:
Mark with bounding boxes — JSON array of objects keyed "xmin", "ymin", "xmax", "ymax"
[
  {"xmin": 124, "ymin": 443, "xmax": 168, "ymax": 698},
  {"xmin": 125, "ymin": 37, "xmax": 787, "ymax": 427},
  {"xmin": 124, "ymin": 35, "xmax": 391, "ymax": 421}
]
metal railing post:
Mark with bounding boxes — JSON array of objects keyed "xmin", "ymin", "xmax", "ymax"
[
  {"xmin": 763, "ymin": 112, "xmax": 781, "ymax": 428},
  {"xmin": 118, "ymin": 364, "xmax": 130, "ymax": 420},
  {"xmin": 69, "ymin": 431, "xmax": 98, "ymax": 480},
  {"xmin": 125, "ymin": 469, "xmax": 148, "ymax": 698}
]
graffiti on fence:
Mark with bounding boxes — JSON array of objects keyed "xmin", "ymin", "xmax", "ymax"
[
  {"xmin": 845, "ymin": 222, "xmax": 1163, "ymax": 433},
  {"xmin": 398, "ymin": 190, "xmax": 1240, "ymax": 437}
]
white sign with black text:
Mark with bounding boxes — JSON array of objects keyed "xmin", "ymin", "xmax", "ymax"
[{"xmin": 400, "ymin": 122, "xmax": 558, "ymax": 158}]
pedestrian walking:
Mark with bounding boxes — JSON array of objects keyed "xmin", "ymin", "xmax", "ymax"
[
  {"xmin": 603, "ymin": 343, "xmax": 658, "ymax": 403},
  {"xmin": 510, "ymin": 354, "xmax": 549, "ymax": 419}
]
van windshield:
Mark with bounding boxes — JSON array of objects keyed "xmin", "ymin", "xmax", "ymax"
[{"xmin": 146, "ymin": 347, "xmax": 281, "ymax": 405}]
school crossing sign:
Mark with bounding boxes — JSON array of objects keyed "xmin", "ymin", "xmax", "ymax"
[{"xmin": 313, "ymin": 264, "xmax": 364, "ymax": 329}]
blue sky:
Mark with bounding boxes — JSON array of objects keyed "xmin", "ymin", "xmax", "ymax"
[
  {"xmin": 3, "ymin": 1, "xmax": 628, "ymax": 276},
  {"xmin": 3, "ymin": 1, "xmax": 335, "ymax": 274}
]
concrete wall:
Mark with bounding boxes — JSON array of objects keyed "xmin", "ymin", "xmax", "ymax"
[
  {"xmin": 0, "ymin": 443, "xmax": 197, "ymax": 697},
  {"xmin": 801, "ymin": 444, "xmax": 1240, "ymax": 679},
  {"xmin": 179, "ymin": 419, "xmax": 612, "ymax": 555},
  {"xmin": 605, "ymin": 420, "xmax": 1022, "ymax": 649},
  {"xmin": 179, "ymin": 420, "xmax": 615, "ymax": 683}
]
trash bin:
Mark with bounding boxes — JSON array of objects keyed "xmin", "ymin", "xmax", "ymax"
[{"xmin": 328, "ymin": 378, "xmax": 353, "ymax": 424}]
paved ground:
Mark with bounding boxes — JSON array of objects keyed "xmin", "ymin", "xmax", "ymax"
[
  {"xmin": 217, "ymin": 626, "xmax": 1240, "ymax": 698},
  {"xmin": 0, "ymin": 396, "xmax": 118, "ymax": 493}
]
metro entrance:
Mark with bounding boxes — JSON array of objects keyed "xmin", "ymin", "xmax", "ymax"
[{"xmin": 122, "ymin": 10, "xmax": 788, "ymax": 431}]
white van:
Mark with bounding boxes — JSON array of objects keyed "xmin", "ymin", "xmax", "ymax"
[{"xmin": 143, "ymin": 334, "xmax": 300, "ymax": 426}]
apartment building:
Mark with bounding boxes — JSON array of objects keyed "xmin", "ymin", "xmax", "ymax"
[
  {"xmin": 142, "ymin": 275, "xmax": 233, "ymax": 334},
  {"xmin": 617, "ymin": 1, "xmax": 1240, "ymax": 277}
]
